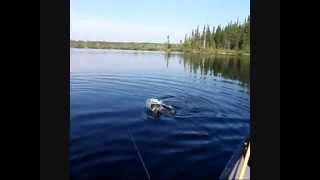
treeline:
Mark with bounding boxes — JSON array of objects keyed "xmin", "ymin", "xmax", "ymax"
[
  {"xmin": 183, "ymin": 16, "xmax": 250, "ymax": 52},
  {"xmin": 70, "ymin": 40, "xmax": 182, "ymax": 52}
]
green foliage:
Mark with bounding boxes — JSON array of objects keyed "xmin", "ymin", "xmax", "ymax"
[
  {"xmin": 70, "ymin": 40, "xmax": 182, "ymax": 52},
  {"xmin": 205, "ymin": 25, "xmax": 211, "ymax": 48},
  {"xmin": 183, "ymin": 15, "xmax": 250, "ymax": 53}
]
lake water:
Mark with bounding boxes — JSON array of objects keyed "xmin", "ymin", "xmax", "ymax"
[{"xmin": 70, "ymin": 48, "xmax": 250, "ymax": 180}]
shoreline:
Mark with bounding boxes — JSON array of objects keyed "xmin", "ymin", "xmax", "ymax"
[{"xmin": 70, "ymin": 47, "xmax": 250, "ymax": 56}]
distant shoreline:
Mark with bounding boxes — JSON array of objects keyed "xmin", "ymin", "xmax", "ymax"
[
  {"xmin": 71, "ymin": 47, "xmax": 184, "ymax": 55},
  {"xmin": 70, "ymin": 40, "xmax": 250, "ymax": 56}
]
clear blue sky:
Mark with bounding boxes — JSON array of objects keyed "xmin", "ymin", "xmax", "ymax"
[{"xmin": 71, "ymin": 0, "xmax": 250, "ymax": 43}]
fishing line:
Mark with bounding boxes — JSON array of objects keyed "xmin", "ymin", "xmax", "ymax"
[{"xmin": 128, "ymin": 129, "xmax": 151, "ymax": 180}]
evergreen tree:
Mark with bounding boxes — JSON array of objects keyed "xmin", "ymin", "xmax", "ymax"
[
  {"xmin": 244, "ymin": 16, "xmax": 250, "ymax": 51},
  {"xmin": 205, "ymin": 25, "xmax": 211, "ymax": 48},
  {"xmin": 196, "ymin": 25, "xmax": 200, "ymax": 49},
  {"xmin": 201, "ymin": 25, "xmax": 206, "ymax": 48},
  {"xmin": 215, "ymin": 25, "xmax": 222, "ymax": 48},
  {"xmin": 211, "ymin": 26, "xmax": 216, "ymax": 49},
  {"xmin": 191, "ymin": 30, "xmax": 195, "ymax": 48}
]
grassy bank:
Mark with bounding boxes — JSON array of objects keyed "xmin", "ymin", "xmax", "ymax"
[{"xmin": 70, "ymin": 40, "xmax": 249, "ymax": 56}]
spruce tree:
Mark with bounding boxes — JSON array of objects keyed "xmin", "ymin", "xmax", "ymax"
[
  {"xmin": 201, "ymin": 25, "xmax": 206, "ymax": 48},
  {"xmin": 205, "ymin": 25, "xmax": 211, "ymax": 48},
  {"xmin": 211, "ymin": 26, "xmax": 216, "ymax": 49},
  {"xmin": 215, "ymin": 25, "xmax": 222, "ymax": 48}
]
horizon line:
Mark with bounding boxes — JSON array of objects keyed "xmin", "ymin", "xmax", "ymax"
[{"xmin": 70, "ymin": 39, "xmax": 182, "ymax": 44}]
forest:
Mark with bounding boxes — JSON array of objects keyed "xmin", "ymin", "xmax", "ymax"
[{"xmin": 183, "ymin": 16, "xmax": 250, "ymax": 53}]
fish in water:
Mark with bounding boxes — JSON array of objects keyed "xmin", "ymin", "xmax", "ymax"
[{"xmin": 146, "ymin": 98, "xmax": 176, "ymax": 117}]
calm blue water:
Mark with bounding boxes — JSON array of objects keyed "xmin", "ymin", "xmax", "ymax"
[{"xmin": 70, "ymin": 48, "xmax": 250, "ymax": 180}]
